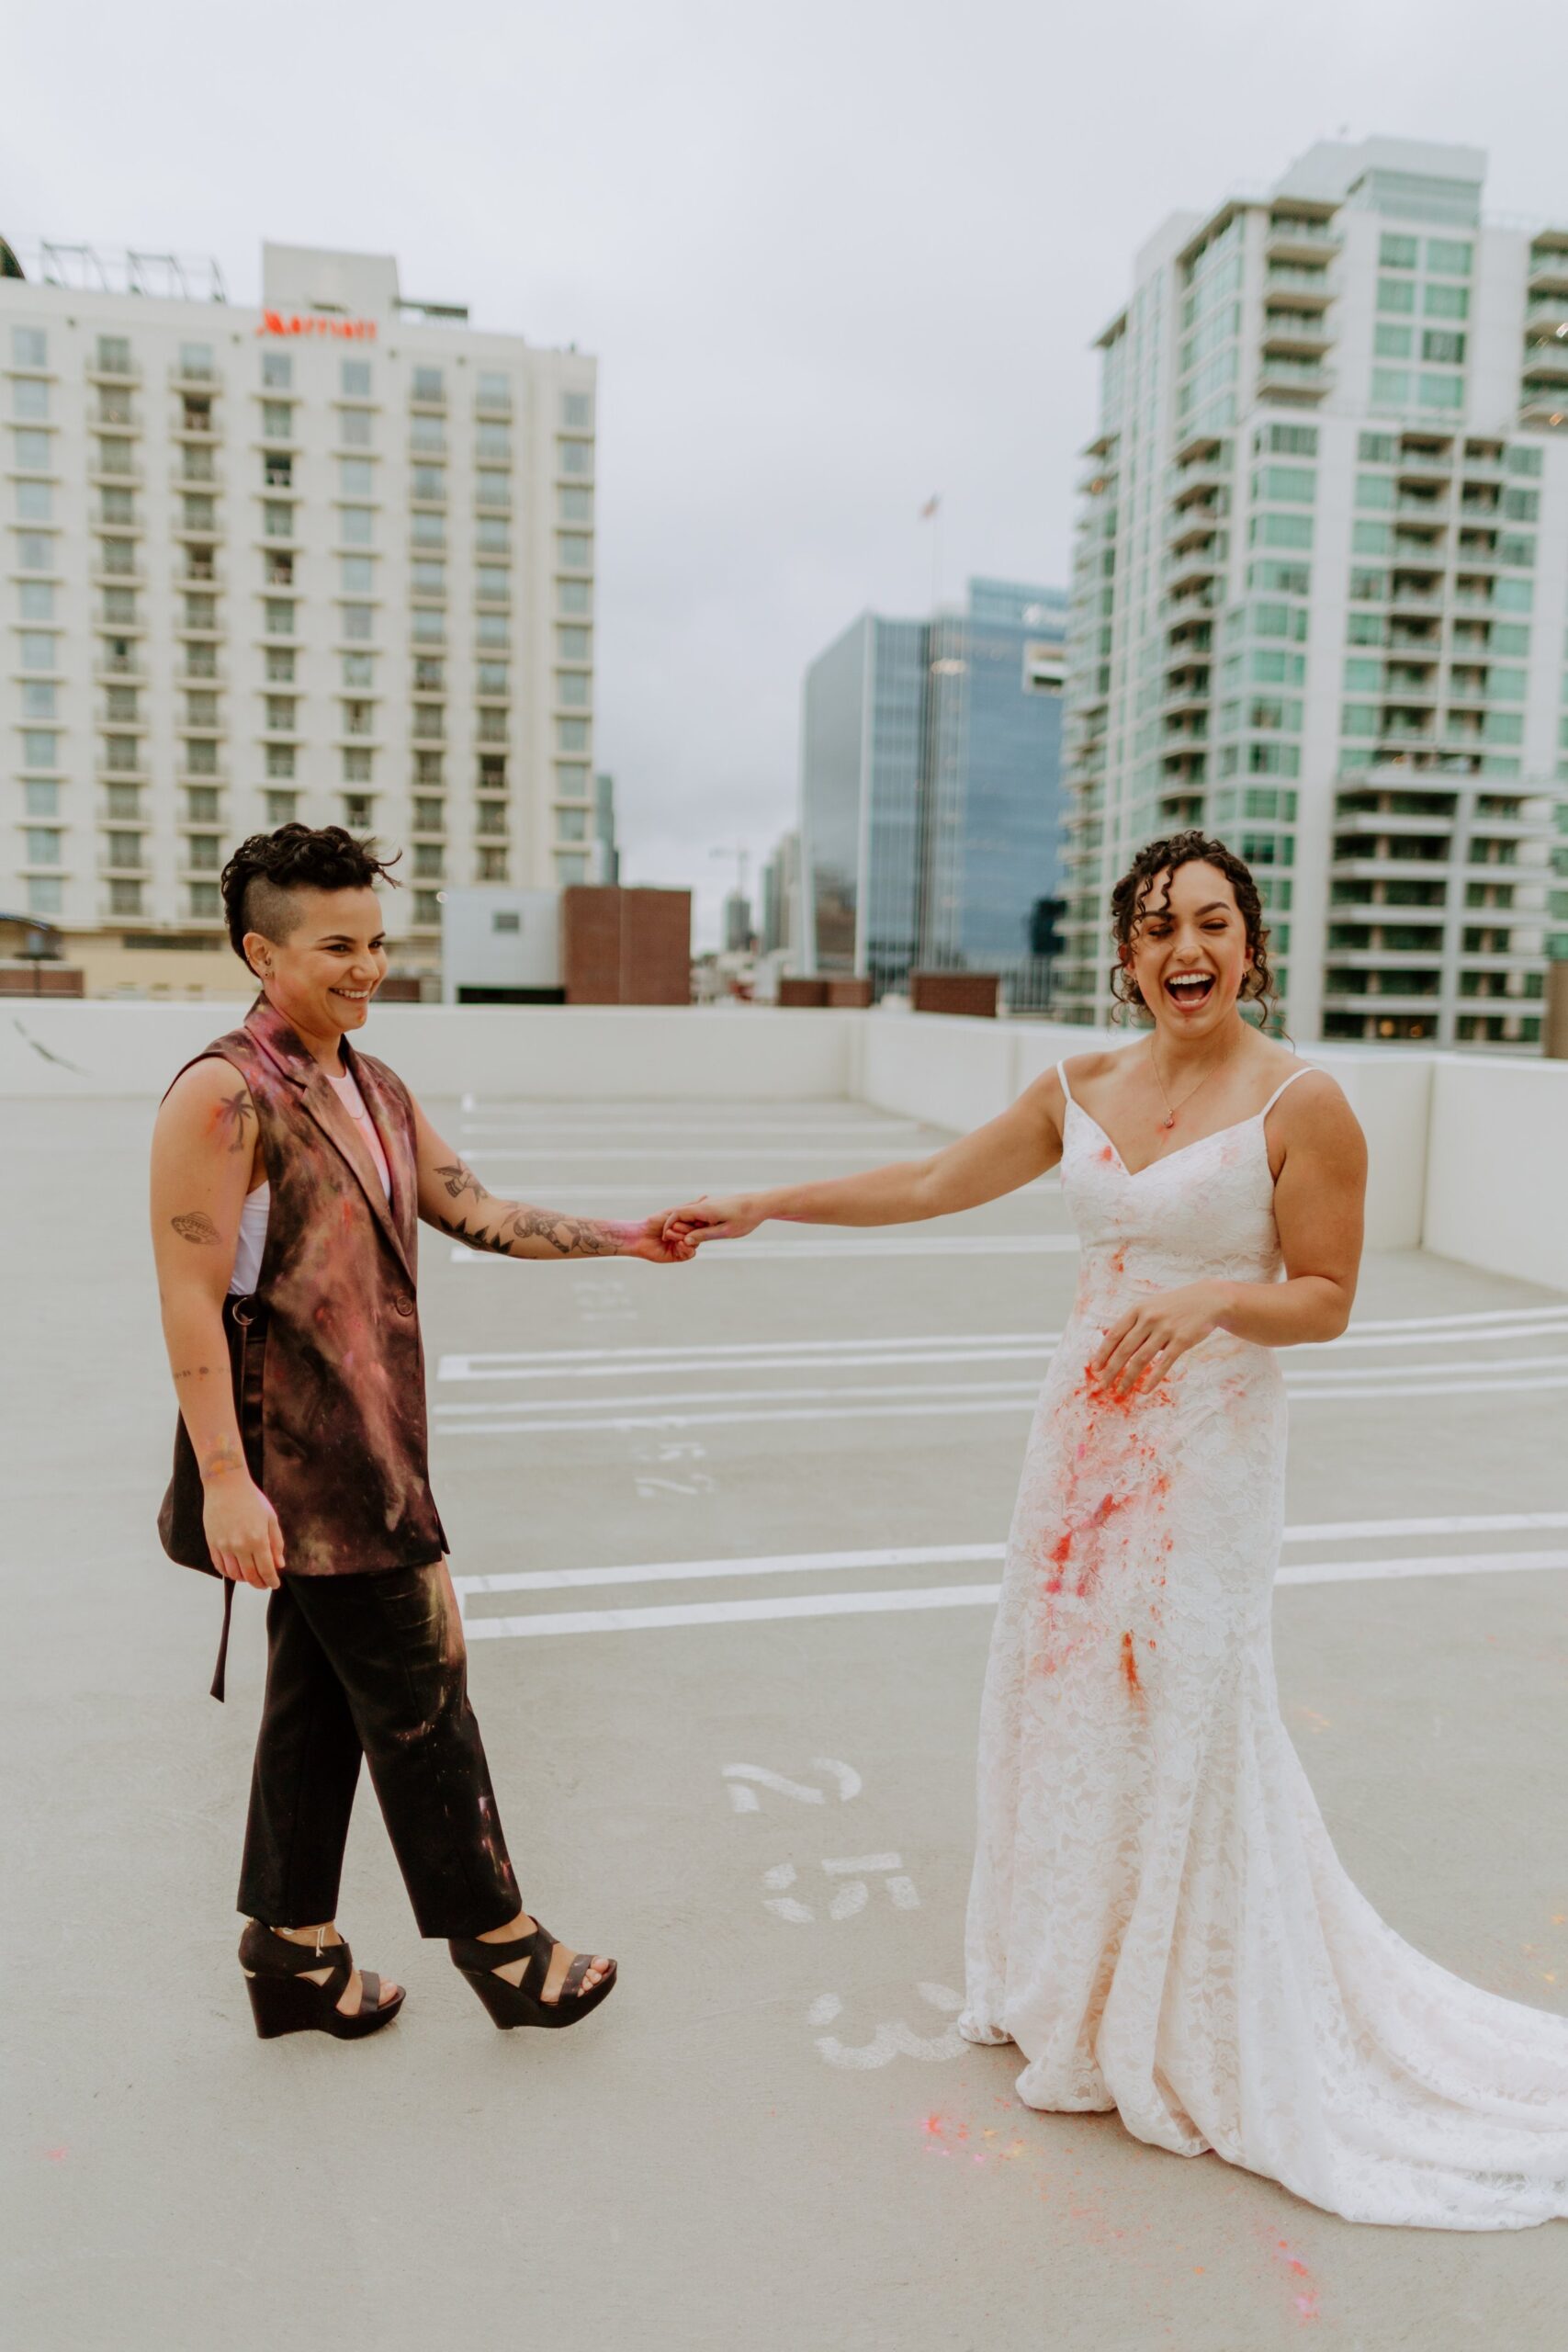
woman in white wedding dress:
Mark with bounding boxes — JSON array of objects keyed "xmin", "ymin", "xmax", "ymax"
[{"xmin": 664, "ymin": 832, "xmax": 1568, "ymax": 2231}]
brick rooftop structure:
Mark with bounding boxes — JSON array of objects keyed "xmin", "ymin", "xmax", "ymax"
[{"xmin": 562, "ymin": 887, "xmax": 691, "ymax": 1004}]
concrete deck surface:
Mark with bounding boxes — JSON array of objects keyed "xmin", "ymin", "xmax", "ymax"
[{"xmin": 4, "ymin": 1091, "xmax": 1567, "ymax": 2351}]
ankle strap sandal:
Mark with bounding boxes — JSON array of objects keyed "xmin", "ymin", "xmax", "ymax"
[
  {"xmin": 448, "ymin": 1918, "xmax": 617, "ymax": 2031},
  {"xmin": 239, "ymin": 1919, "xmax": 405, "ymax": 2041}
]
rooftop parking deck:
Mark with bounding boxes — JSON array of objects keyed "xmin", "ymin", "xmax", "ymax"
[{"xmin": 5, "ymin": 1071, "xmax": 1568, "ymax": 2348}]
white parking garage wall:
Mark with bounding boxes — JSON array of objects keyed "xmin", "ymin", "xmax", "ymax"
[
  {"xmin": 0, "ymin": 1002, "xmax": 858, "ymax": 1102},
  {"xmin": 1422, "ymin": 1056, "xmax": 1568, "ymax": 1295}
]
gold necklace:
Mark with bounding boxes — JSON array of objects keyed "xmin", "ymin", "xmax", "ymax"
[{"xmin": 1148, "ymin": 1037, "xmax": 1240, "ymax": 1131}]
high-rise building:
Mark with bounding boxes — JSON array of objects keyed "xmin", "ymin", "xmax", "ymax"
[
  {"xmin": 722, "ymin": 888, "xmax": 753, "ymax": 954},
  {"xmin": 800, "ymin": 577, "xmax": 1067, "ymax": 1000},
  {"xmin": 592, "ymin": 769, "xmax": 620, "ymax": 884},
  {"xmin": 2, "ymin": 240, "xmax": 598, "ymax": 995},
  {"xmin": 1057, "ymin": 137, "xmax": 1568, "ymax": 1050},
  {"xmin": 758, "ymin": 827, "xmax": 801, "ymax": 956}
]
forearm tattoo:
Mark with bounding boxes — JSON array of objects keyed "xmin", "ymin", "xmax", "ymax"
[
  {"xmin": 171, "ymin": 1210, "xmax": 221, "ymax": 1245},
  {"xmin": 434, "ymin": 1200, "xmax": 632, "ymax": 1260}
]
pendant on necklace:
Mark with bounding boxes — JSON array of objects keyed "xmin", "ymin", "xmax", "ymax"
[{"xmin": 1161, "ymin": 1114, "xmax": 1176, "ymax": 1128}]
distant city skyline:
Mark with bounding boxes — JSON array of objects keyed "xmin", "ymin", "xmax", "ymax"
[{"xmin": 7, "ymin": 3, "xmax": 1568, "ymax": 948}]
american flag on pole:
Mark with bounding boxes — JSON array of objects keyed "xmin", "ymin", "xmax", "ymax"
[{"xmin": 919, "ymin": 494, "xmax": 941, "ymax": 519}]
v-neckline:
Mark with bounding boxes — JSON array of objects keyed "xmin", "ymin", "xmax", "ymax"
[{"xmin": 1066, "ymin": 1097, "xmax": 1270, "ymax": 1182}]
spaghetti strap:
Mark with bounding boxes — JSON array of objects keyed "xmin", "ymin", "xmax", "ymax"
[
  {"xmin": 1259, "ymin": 1064, "xmax": 1315, "ymax": 1118},
  {"xmin": 1055, "ymin": 1058, "xmax": 1077, "ymax": 1107}
]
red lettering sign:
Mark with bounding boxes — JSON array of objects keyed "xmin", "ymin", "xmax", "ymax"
[{"xmin": 255, "ymin": 311, "xmax": 378, "ymax": 340}]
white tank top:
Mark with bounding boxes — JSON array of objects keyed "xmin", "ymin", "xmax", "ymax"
[{"xmin": 229, "ymin": 1065, "xmax": 392, "ymax": 1296}]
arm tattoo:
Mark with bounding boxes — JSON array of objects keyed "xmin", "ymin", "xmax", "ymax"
[
  {"xmin": 434, "ymin": 1160, "xmax": 492, "ymax": 1204},
  {"xmin": 216, "ymin": 1088, "xmax": 256, "ymax": 1156},
  {"xmin": 172, "ymin": 1364, "xmax": 213, "ymax": 1384},
  {"xmin": 434, "ymin": 1203, "xmax": 628, "ymax": 1261},
  {"xmin": 171, "ymin": 1211, "xmax": 222, "ymax": 1246}
]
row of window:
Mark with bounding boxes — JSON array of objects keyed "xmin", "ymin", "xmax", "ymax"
[
  {"xmin": 8, "ymin": 326, "xmax": 592, "ymax": 429},
  {"xmin": 14, "ymin": 755, "xmax": 596, "ymax": 812},
  {"xmin": 16, "ymin": 857, "xmax": 595, "ymax": 922},
  {"xmin": 1378, "ymin": 233, "xmax": 1472, "ymax": 277},
  {"xmin": 12, "ymin": 635, "xmax": 584, "ymax": 683},
  {"xmin": 1342, "ymin": 704, "xmax": 1529, "ymax": 742}
]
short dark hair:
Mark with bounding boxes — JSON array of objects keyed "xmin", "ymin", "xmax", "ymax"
[
  {"xmin": 220, "ymin": 824, "xmax": 401, "ymax": 966},
  {"xmin": 1108, "ymin": 830, "xmax": 1283, "ymax": 1031}
]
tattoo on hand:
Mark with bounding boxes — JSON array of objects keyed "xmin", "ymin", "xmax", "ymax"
[
  {"xmin": 201, "ymin": 1439, "xmax": 243, "ymax": 1479},
  {"xmin": 172, "ymin": 1211, "xmax": 221, "ymax": 1246},
  {"xmin": 216, "ymin": 1089, "xmax": 256, "ymax": 1157},
  {"xmin": 434, "ymin": 1161, "xmax": 492, "ymax": 1204}
]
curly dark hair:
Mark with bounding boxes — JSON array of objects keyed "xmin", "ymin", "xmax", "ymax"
[
  {"xmin": 1107, "ymin": 831, "xmax": 1282, "ymax": 1031},
  {"xmin": 220, "ymin": 823, "xmax": 401, "ymax": 967}
]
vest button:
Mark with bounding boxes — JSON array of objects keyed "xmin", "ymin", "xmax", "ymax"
[{"xmin": 392, "ymin": 1295, "xmax": 414, "ymax": 1316}]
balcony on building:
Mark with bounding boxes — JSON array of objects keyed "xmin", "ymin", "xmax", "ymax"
[
  {"xmin": 1526, "ymin": 232, "xmax": 1568, "ymax": 300},
  {"xmin": 167, "ymin": 350, "xmax": 217, "ymax": 388},
  {"xmin": 1262, "ymin": 208, "xmax": 1341, "ymax": 267},
  {"xmin": 1261, "ymin": 263, "xmax": 1334, "ymax": 311},
  {"xmin": 1520, "ymin": 343, "xmax": 1568, "ymax": 389},
  {"xmin": 1256, "ymin": 355, "xmax": 1333, "ymax": 402},
  {"xmin": 1259, "ymin": 313, "xmax": 1332, "ymax": 360},
  {"xmin": 85, "ymin": 352, "xmax": 141, "ymax": 388},
  {"xmin": 89, "ymin": 451, "xmax": 142, "ymax": 487},
  {"xmin": 1393, "ymin": 440, "xmax": 1452, "ymax": 486}
]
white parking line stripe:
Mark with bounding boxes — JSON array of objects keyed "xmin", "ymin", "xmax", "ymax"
[
  {"xmin": 463, "ymin": 1550, "xmax": 1568, "ymax": 1640},
  {"xmin": 1276, "ymin": 1549, "xmax": 1568, "ymax": 1586},
  {"xmin": 451, "ymin": 1519, "xmax": 1568, "ymax": 1599},
  {"xmin": 467, "ymin": 1585, "xmax": 1003, "ymax": 1639},
  {"xmin": 434, "ymin": 1357, "xmax": 1568, "ymax": 1418},
  {"xmin": 436, "ymin": 1370, "xmax": 1568, "ymax": 1435},
  {"xmin": 458, "ymin": 1544, "xmax": 1006, "ymax": 1595},
  {"xmin": 436, "ymin": 1317, "xmax": 1568, "ymax": 1383}
]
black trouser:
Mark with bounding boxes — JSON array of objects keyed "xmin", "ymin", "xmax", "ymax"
[{"xmin": 237, "ymin": 1558, "xmax": 521, "ymax": 1939}]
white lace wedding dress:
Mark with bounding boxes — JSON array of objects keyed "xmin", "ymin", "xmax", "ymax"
[{"xmin": 959, "ymin": 1057, "xmax": 1568, "ymax": 2229}]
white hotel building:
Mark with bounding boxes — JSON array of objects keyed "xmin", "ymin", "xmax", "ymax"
[
  {"xmin": 1, "ymin": 241, "xmax": 598, "ymax": 995},
  {"xmin": 1056, "ymin": 138, "xmax": 1568, "ymax": 1049}
]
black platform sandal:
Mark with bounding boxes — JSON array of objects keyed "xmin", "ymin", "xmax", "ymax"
[
  {"xmin": 448, "ymin": 1917, "xmax": 617, "ymax": 2030},
  {"xmin": 239, "ymin": 1919, "xmax": 405, "ymax": 2041}
]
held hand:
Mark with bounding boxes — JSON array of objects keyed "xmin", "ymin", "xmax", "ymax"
[
  {"xmin": 1092, "ymin": 1281, "xmax": 1234, "ymax": 1398},
  {"xmin": 659, "ymin": 1193, "xmax": 763, "ymax": 1249},
  {"xmin": 620, "ymin": 1210, "xmax": 701, "ymax": 1266},
  {"xmin": 203, "ymin": 1469, "xmax": 287, "ymax": 1589}
]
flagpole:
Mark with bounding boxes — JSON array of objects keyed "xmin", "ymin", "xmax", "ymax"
[{"xmin": 919, "ymin": 493, "xmax": 942, "ymax": 615}]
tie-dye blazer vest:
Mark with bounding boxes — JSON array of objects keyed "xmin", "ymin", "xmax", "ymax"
[{"xmin": 158, "ymin": 997, "xmax": 449, "ymax": 1577}]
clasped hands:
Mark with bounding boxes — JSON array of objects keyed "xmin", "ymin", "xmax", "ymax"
[{"xmin": 624, "ymin": 1193, "xmax": 759, "ymax": 1265}]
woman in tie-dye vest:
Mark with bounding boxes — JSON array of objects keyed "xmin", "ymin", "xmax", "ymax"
[{"xmin": 152, "ymin": 824, "xmax": 693, "ymax": 2041}]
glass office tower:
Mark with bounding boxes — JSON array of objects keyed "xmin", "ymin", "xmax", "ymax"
[{"xmin": 800, "ymin": 579, "xmax": 1067, "ymax": 1000}]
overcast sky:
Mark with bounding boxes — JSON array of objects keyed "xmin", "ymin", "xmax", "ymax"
[{"xmin": 8, "ymin": 0, "xmax": 1568, "ymax": 943}]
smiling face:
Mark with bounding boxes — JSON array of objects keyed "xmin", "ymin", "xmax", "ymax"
[
  {"xmin": 243, "ymin": 883, "xmax": 389, "ymax": 1043},
  {"xmin": 1120, "ymin": 860, "xmax": 1253, "ymax": 1034}
]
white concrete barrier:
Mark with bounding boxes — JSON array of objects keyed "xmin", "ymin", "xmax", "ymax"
[
  {"xmin": 0, "ymin": 1001, "xmax": 857, "ymax": 1103},
  {"xmin": 2, "ymin": 998, "xmax": 1562, "ymax": 1295},
  {"xmin": 1423, "ymin": 1056, "xmax": 1568, "ymax": 1295}
]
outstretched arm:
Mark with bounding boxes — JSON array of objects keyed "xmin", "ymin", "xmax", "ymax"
[
  {"xmin": 411, "ymin": 1100, "xmax": 694, "ymax": 1263},
  {"xmin": 662, "ymin": 1068, "xmax": 1067, "ymax": 1244}
]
